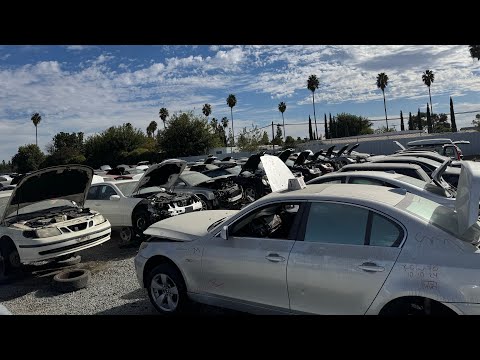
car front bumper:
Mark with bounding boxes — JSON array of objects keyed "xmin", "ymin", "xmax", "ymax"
[
  {"xmin": 446, "ymin": 302, "xmax": 480, "ymax": 315},
  {"xmin": 134, "ymin": 252, "xmax": 148, "ymax": 287}
]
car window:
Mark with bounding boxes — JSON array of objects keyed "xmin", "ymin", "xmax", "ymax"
[
  {"xmin": 369, "ymin": 213, "xmax": 403, "ymax": 247},
  {"xmin": 87, "ymin": 186, "xmax": 99, "ymax": 200},
  {"xmin": 349, "ymin": 177, "xmax": 385, "ymax": 186},
  {"xmin": 230, "ymin": 202, "xmax": 301, "ymax": 240},
  {"xmin": 304, "ymin": 203, "xmax": 369, "ymax": 245},
  {"xmin": 444, "ymin": 147, "xmax": 455, "ymax": 158},
  {"xmin": 310, "ymin": 177, "xmax": 345, "ymax": 184},
  {"xmin": 397, "ymin": 169, "xmax": 421, "ymax": 180},
  {"xmin": 98, "ymin": 185, "xmax": 118, "ymax": 200}
]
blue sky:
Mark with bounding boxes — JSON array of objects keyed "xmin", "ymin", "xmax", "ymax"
[{"xmin": 0, "ymin": 45, "xmax": 479, "ymax": 161}]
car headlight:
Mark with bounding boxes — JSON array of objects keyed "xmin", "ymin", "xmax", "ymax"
[
  {"xmin": 35, "ymin": 227, "xmax": 62, "ymax": 238},
  {"xmin": 93, "ymin": 214, "xmax": 105, "ymax": 225}
]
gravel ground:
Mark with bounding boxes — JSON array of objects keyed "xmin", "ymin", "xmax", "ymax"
[{"xmin": 0, "ymin": 233, "xmax": 242, "ymax": 315}]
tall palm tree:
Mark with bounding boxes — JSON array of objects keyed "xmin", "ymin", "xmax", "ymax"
[
  {"xmin": 307, "ymin": 75, "xmax": 319, "ymax": 139},
  {"xmin": 469, "ymin": 45, "xmax": 480, "ymax": 61},
  {"xmin": 422, "ymin": 70, "xmax": 435, "ymax": 115},
  {"xmin": 376, "ymin": 72, "xmax": 389, "ymax": 130},
  {"xmin": 159, "ymin": 107, "xmax": 169, "ymax": 129},
  {"xmin": 278, "ymin": 102, "xmax": 287, "ymax": 138},
  {"xmin": 202, "ymin": 103, "xmax": 212, "ymax": 120},
  {"xmin": 221, "ymin": 117, "xmax": 229, "ymax": 147},
  {"xmin": 31, "ymin": 112, "xmax": 42, "ymax": 146},
  {"xmin": 147, "ymin": 120, "xmax": 158, "ymax": 137},
  {"xmin": 226, "ymin": 94, "xmax": 237, "ymax": 152}
]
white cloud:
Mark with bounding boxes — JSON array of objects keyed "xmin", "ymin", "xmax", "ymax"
[
  {"xmin": 0, "ymin": 54, "xmax": 10, "ymax": 60},
  {"xmin": 66, "ymin": 45, "xmax": 91, "ymax": 51}
]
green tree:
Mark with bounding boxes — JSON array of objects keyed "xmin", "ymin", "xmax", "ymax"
[
  {"xmin": 426, "ymin": 104, "xmax": 433, "ymax": 133},
  {"xmin": 210, "ymin": 118, "xmax": 226, "ymax": 147},
  {"xmin": 432, "ymin": 113, "xmax": 451, "ymax": 133},
  {"xmin": 308, "ymin": 115, "xmax": 313, "ymax": 140},
  {"xmin": 307, "ymin": 75, "xmax": 319, "ymax": 138},
  {"xmin": 400, "ymin": 111, "xmax": 405, "ymax": 131},
  {"xmin": 329, "ymin": 113, "xmax": 333, "ymax": 138},
  {"xmin": 157, "ymin": 111, "xmax": 219, "ymax": 157},
  {"xmin": 202, "ymin": 103, "xmax": 212, "ymax": 119},
  {"xmin": 332, "ymin": 113, "xmax": 373, "ymax": 138},
  {"xmin": 376, "ymin": 72, "xmax": 389, "ymax": 130},
  {"xmin": 469, "ymin": 45, "xmax": 480, "ymax": 61},
  {"xmin": 284, "ymin": 136, "xmax": 296, "ymax": 149},
  {"xmin": 324, "ymin": 113, "xmax": 329, "ymax": 139},
  {"xmin": 221, "ymin": 117, "xmax": 229, "ymax": 146},
  {"xmin": 272, "ymin": 124, "xmax": 283, "ymax": 146},
  {"xmin": 422, "ymin": 70, "xmax": 435, "ymax": 115},
  {"xmin": 473, "ymin": 114, "xmax": 480, "ymax": 130},
  {"xmin": 408, "ymin": 112, "xmax": 413, "ymax": 130},
  {"xmin": 159, "ymin": 107, "xmax": 169, "ymax": 129},
  {"xmin": 375, "ymin": 126, "xmax": 395, "ymax": 134},
  {"xmin": 146, "ymin": 121, "xmax": 158, "ymax": 137},
  {"xmin": 278, "ymin": 101, "xmax": 287, "ymax": 139},
  {"xmin": 226, "ymin": 94, "xmax": 237, "ymax": 152},
  {"xmin": 12, "ymin": 144, "xmax": 45, "ymax": 173},
  {"xmin": 261, "ymin": 131, "xmax": 270, "ymax": 145},
  {"xmin": 417, "ymin": 108, "xmax": 423, "ymax": 131},
  {"xmin": 31, "ymin": 112, "xmax": 42, "ymax": 147},
  {"xmin": 236, "ymin": 125, "xmax": 263, "ymax": 152},
  {"xmin": 450, "ymin": 97, "xmax": 457, "ymax": 132}
]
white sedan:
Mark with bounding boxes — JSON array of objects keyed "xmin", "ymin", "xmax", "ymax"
[
  {"xmin": 85, "ymin": 159, "xmax": 202, "ymax": 244},
  {"xmin": 0, "ymin": 165, "xmax": 111, "ymax": 279},
  {"xmin": 134, "ymin": 156, "xmax": 480, "ymax": 315}
]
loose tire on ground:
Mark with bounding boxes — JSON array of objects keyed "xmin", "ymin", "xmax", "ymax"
[
  {"xmin": 146, "ymin": 263, "xmax": 189, "ymax": 315},
  {"xmin": 52, "ymin": 268, "xmax": 91, "ymax": 293}
]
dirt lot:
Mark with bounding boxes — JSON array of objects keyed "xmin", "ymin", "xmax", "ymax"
[{"xmin": 0, "ymin": 234, "xmax": 241, "ymax": 315}]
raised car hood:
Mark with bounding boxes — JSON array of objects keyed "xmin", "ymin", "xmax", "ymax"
[
  {"xmin": 431, "ymin": 159, "xmax": 451, "ymax": 190},
  {"xmin": 143, "ymin": 210, "xmax": 238, "ymax": 241},
  {"xmin": 241, "ymin": 154, "xmax": 262, "ymax": 173},
  {"xmin": 455, "ymin": 161, "xmax": 480, "ymax": 234},
  {"xmin": 261, "ymin": 155, "xmax": 295, "ymax": 192},
  {"xmin": 278, "ymin": 149, "xmax": 294, "ymax": 163},
  {"xmin": 2, "ymin": 165, "xmax": 93, "ymax": 221},
  {"xmin": 133, "ymin": 159, "xmax": 186, "ymax": 193}
]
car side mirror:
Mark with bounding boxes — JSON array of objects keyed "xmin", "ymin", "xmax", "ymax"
[
  {"xmin": 109, "ymin": 195, "xmax": 121, "ymax": 201},
  {"xmin": 220, "ymin": 226, "xmax": 228, "ymax": 240}
]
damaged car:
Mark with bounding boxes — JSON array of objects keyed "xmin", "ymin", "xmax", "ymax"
[
  {"xmin": 0, "ymin": 165, "xmax": 112, "ymax": 278},
  {"xmin": 174, "ymin": 170, "xmax": 243, "ymax": 210},
  {"xmin": 85, "ymin": 159, "xmax": 202, "ymax": 245}
]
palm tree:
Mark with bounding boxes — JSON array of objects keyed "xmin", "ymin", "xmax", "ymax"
[
  {"xmin": 307, "ymin": 75, "xmax": 319, "ymax": 138},
  {"xmin": 221, "ymin": 117, "xmax": 229, "ymax": 147},
  {"xmin": 376, "ymin": 72, "xmax": 389, "ymax": 130},
  {"xmin": 422, "ymin": 70, "xmax": 435, "ymax": 115},
  {"xmin": 159, "ymin": 107, "xmax": 169, "ymax": 129},
  {"xmin": 278, "ymin": 102, "xmax": 287, "ymax": 138},
  {"xmin": 226, "ymin": 94, "xmax": 237, "ymax": 153},
  {"xmin": 202, "ymin": 103, "xmax": 212, "ymax": 120},
  {"xmin": 147, "ymin": 120, "xmax": 158, "ymax": 137},
  {"xmin": 469, "ymin": 45, "xmax": 480, "ymax": 61},
  {"xmin": 31, "ymin": 112, "xmax": 42, "ymax": 146}
]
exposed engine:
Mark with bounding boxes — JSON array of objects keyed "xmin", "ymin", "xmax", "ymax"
[
  {"xmin": 146, "ymin": 191, "xmax": 202, "ymax": 221},
  {"xmin": 8, "ymin": 207, "xmax": 93, "ymax": 228},
  {"xmin": 198, "ymin": 179, "xmax": 243, "ymax": 208}
]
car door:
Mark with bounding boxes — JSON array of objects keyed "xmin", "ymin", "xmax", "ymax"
[
  {"xmin": 287, "ymin": 201, "xmax": 405, "ymax": 314},
  {"xmin": 85, "ymin": 184, "xmax": 123, "ymax": 226},
  {"xmin": 200, "ymin": 201, "xmax": 305, "ymax": 312}
]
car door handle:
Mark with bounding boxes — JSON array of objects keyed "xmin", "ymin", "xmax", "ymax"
[
  {"xmin": 358, "ymin": 262, "xmax": 385, "ymax": 272},
  {"xmin": 265, "ymin": 253, "xmax": 285, "ymax": 263}
]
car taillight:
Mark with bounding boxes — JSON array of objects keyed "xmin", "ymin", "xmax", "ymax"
[{"xmin": 456, "ymin": 146, "xmax": 462, "ymax": 160}]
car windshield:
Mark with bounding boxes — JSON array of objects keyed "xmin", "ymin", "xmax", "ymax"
[
  {"xmin": 181, "ymin": 172, "xmax": 212, "ymax": 186},
  {"xmin": 116, "ymin": 182, "xmax": 164, "ymax": 196},
  {"xmin": 396, "ymin": 193, "xmax": 480, "ymax": 243},
  {"xmin": 397, "ymin": 175, "xmax": 451, "ymax": 198}
]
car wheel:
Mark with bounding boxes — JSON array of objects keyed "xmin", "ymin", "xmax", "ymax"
[
  {"xmin": 118, "ymin": 227, "xmax": 135, "ymax": 245},
  {"xmin": 197, "ymin": 195, "xmax": 211, "ymax": 210},
  {"xmin": 132, "ymin": 210, "xmax": 150, "ymax": 237},
  {"xmin": 147, "ymin": 264, "xmax": 189, "ymax": 315},
  {"xmin": 0, "ymin": 240, "xmax": 21, "ymax": 276},
  {"xmin": 243, "ymin": 187, "xmax": 256, "ymax": 203}
]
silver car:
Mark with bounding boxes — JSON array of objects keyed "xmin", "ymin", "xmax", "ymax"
[{"xmin": 134, "ymin": 156, "xmax": 480, "ymax": 315}]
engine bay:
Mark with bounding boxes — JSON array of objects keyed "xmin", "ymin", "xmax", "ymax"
[{"xmin": 7, "ymin": 207, "xmax": 93, "ymax": 229}]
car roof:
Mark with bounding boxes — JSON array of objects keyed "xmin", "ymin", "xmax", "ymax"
[
  {"xmin": 317, "ymin": 171, "xmax": 405, "ymax": 181},
  {"xmin": 407, "ymin": 138, "xmax": 453, "ymax": 146},
  {"xmin": 342, "ymin": 163, "xmax": 423, "ymax": 170},
  {"xmin": 372, "ymin": 156, "xmax": 440, "ymax": 167},
  {"xmin": 264, "ymin": 183, "xmax": 406, "ymax": 207}
]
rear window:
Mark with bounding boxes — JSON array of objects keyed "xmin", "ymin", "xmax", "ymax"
[{"xmin": 396, "ymin": 194, "xmax": 480, "ymax": 243}]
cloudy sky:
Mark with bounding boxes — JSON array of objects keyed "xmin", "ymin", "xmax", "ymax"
[{"xmin": 0, "ymin": 45, "xmax": 479, "ymax": 161}]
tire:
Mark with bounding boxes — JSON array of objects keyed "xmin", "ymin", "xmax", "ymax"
[
  {"xmin": 53, "ymin": 254, "xmax": 82, "ymax": 267},
  {"xmin": 197, "ymin": 195, "xmax": 211, "ymax": 210},
  {"xmin": 53, "ymin": 269, "xmax": 91, "ymax": 293},
  {"xmin": 118, "ymin": 227, "xmax": 135, "ymax": 246},
  {"xmin": 132, "ymin": 209, "xmax": 151, "ymax": 237},
  {"xmin": 0, "ymin": 239, "xmax": 21, "ymax": 276},
  {"xmin": 146, "ymin": 264, "xmax": 189, "ymax": 315}
]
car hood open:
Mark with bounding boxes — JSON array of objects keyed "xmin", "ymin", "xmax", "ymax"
[
  {"xmin": 431, "ymin": 159, "xmax": 451, "ymax": 190},
  {"xmin": 1, "ymin": 165, "xmax": 93, "ymax": 221},
  {"xmin": 456, "ymin": 161, "xmax": 480, "ymax": 234},
  {"xmin": 132, "ymin": 159, "xmax": 186, "ymax": 193},
  {"xmin": 261, "ymin": 155, "xmax": 296, "ymax": 192}
]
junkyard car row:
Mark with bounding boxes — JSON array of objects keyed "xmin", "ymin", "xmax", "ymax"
[{"xmin": 2, "ymin": 138, "xmax": 480, "ymax": 315}]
